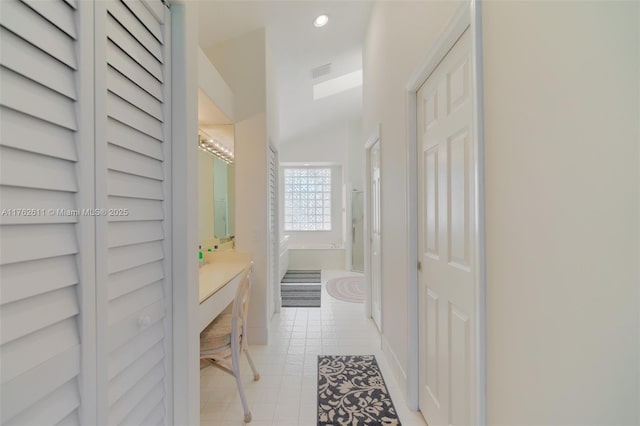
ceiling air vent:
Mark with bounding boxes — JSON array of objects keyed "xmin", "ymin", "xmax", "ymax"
[{"xmin": 311, "ymin": 63, "xmax": 332, "ymax": 80}]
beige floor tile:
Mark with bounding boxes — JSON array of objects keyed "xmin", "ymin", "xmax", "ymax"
[{"xmin": 200, "ymin": 270, "xmax": 426, "ymax": 426}]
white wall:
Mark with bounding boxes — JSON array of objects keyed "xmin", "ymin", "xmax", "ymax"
[
  {"xmin": 347, "ymin": 120, "xmax": 364, "ymax": 191},
  {"xmin": 205, "ymin": 30, "xmax": 270, "ymax": 344},
  {"xmin": 279, "ymin": 122, "xmax": 349, "ymax": 163},
  {"xmin": 279, "ymin": 119, "xmax": 364, "ymax": 192},
  {"xmin": 171, "ymin": 2, "xmax": 200, "ymax": 424},
  {"xmin": 266, "ymin": 31, "xmax": 280, "ymax": 146},
  {"xmin": 482, "ymin": 2, "xmax": 640, "ymax": 424},
  {"xmin": 362, "ymin": 0, "xmax": 463, "ymax": 393},
  {"xmin": 234, "ymin": 112, "xmax": 269, "ymax": 344},
  {"xmin": 198, "ymin": 47, "xmax": 234, "ymax": 121},
  {"xmin": 206, "ymin": 30, "xmax": 266, "ymax": 122}
]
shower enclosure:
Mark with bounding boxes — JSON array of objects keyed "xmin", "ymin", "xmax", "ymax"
[{"xmin": 351, "ymin": 190, "xmax": 364, "ymax": 272}]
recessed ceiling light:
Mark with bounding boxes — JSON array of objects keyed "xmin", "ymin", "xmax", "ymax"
[{"xmin": 313, "ymin": 14, "xmax": 328, "ymax": 28}]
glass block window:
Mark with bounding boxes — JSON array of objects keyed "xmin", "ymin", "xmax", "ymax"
[{"xmin": 284, "ymin": 167, "xmax": 332, "ymax": 231}]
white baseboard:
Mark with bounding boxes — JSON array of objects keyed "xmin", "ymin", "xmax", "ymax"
[
  {"xmin": 247, "ymin": 326, "xmax": 268, "ymax": 345},
  {"xmin": 381, "ymin": 334, "xmax": 408, "ymax": 402}
]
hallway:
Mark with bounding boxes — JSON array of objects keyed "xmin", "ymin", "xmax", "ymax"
[
  {"xmin": 0, "ymin": 1, "xmax": 637, "ymax": 424},
  {"xmin": 200, "ymin": 270, "xmax": 426, "ymax": 426}
]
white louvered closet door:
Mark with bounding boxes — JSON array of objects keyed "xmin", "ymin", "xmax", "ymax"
[
  {"xmin": 268, "ymin": 145, "xmax": 279, "ymax": 313},
  {"xmin": 0, "ymin": 0, "xmax": 172, "ymax": 424},
  {"xmin": 0, "ymin": 0, "xmax": 96, "ymax": 425},
  {"xmin": 95, "ymin": 1, "xmax": 172, "ymax": 425}
]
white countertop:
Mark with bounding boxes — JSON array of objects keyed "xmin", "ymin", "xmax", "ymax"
[{"xmin": 198, "ymin": 251, "xmax": 251, "ymax": 304}]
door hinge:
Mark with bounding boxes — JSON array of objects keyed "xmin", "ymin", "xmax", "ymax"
[{"xmin": 417, "ymin": 261, "xmax": 422, "ymax": 271}]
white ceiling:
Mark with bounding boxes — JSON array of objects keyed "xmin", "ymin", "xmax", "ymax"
[{"xmin": 197, "ymin": 1, "xmax": 372, "ymax": 143}]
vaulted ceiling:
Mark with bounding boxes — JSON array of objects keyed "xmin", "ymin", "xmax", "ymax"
[{"xmin": 197, "ymin": 1, "xmax": 372, "ymax": 143}]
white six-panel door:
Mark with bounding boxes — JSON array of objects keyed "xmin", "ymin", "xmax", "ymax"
[{"xmin": 417, "ymin": 27, "xmax": 476, "ymax": 426}]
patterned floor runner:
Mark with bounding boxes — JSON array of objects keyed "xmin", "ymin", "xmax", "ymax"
[{"xmin": 318, "ymin": 355, "xmax": 401, "ymax": 425}]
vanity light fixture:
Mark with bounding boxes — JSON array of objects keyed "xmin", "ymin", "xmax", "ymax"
[
  {"xmin": 313, "ymin": 14, "xmax": 328, "ymax": 28},
  {"xmin": 198, "ymin": 136, "xmax": 234, "ymax": 165}
]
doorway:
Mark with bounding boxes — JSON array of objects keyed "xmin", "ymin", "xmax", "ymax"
[
  {"xmin": 407, "ymin": 1, "xmax": 486, "ymax": 424},
  {"xmin": 417, "ymin": 26, "xmax": 475, "ymax": 425}
]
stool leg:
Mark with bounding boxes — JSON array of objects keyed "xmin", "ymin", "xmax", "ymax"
[
  {"xmin": 232, "ymin": 337, "xmax": 252, "ymax": 422},
  {"xmin": 244, "ymin": 348, "xmax": 260, "ymax": 381},
  {"xmin": 233, "ymin": 365, "xmax": 252, "ymax": 423}
]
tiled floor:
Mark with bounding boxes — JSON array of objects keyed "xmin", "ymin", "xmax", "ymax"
[{"xmin": 200, "ymin": 270, "xmax": 427, "ymax": 426}]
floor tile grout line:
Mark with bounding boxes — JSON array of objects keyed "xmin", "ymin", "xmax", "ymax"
[{"xmin": 200, "ymin": 270, "xmax": 425, "ymax": 426}]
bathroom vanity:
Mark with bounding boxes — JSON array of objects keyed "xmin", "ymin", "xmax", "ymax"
[{"xmin": 198, "ymin": 251, "xmax": 251, "ymax": 331}]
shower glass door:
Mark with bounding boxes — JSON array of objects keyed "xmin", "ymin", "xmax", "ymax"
[{"xmin": 351, "ymin": 190, "xmax": 364, "ymax": 272}]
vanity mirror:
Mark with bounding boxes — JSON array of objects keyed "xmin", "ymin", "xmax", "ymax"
[
  {"xmin": 198, "ymin": 89, "xmax": 235, "ymax": 246},
  {"xmin": 198, "ymin": 128, "xmax": 235, "ymax": 243}
]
